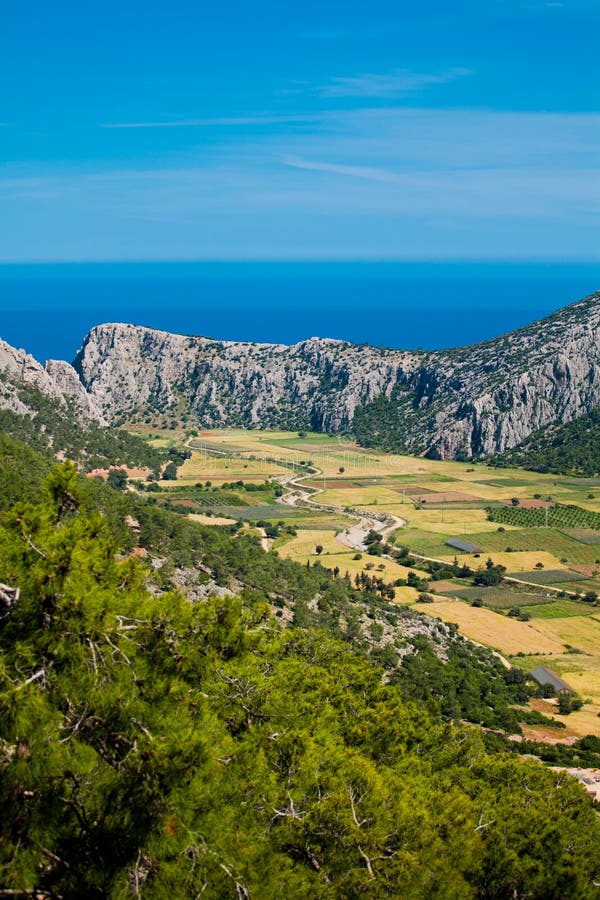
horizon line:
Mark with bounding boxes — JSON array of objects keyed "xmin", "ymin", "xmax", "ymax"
[{"xmin": 1, "ymin": 257, "xmax": 600, "ymax": 267}]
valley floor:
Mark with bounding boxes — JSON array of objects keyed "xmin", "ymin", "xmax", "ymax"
[{"xmin": 132, "ymin": 426, "xmax": 600, "ymax": 740}]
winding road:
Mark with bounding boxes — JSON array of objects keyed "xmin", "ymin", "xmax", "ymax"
[
  {"xmin": 186, "ymin": 437, "xmax": 405, "ymax": 550},
  {"xmin": 272, "ymin": 465, "xmax": 405, "ymax": 552}
]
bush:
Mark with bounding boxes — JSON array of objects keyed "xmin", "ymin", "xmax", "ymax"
[
  {"xmin": 107, "ymin": 468, "xmax": 128, "ymax": 491},
  {"xmin": 557, "ymin": 691, "xmax": 584, "ymax": 715}
]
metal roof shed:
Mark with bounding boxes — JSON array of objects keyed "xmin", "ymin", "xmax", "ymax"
[{"xmin": 529, "ymin": 666, "xmax": 574, "ymax": 694}]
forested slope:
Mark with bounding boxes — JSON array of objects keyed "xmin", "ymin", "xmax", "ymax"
[
  {"xmin": 0, "ymin": 378, "xmax": 165, "ymax": 473},
  {"xmin": 2, "ymin": 457, "xmax": 600, "ymax": 897}
]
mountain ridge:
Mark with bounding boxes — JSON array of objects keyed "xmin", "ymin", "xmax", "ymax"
[
  {"xmin": 72, "ymin": 291, "xmax": 600, "ymax": 458},
  {"xmin": 2, "ymin": 290, "xmax": 599, "ymax": 460}
]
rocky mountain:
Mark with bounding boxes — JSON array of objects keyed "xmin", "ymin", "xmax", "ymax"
[
  {"xmin": 72, "ymin": 291, "xmax": 600, "ymax": 459},
  {"xmin": 1, "ymin": 291, "xmax": 599, "ymax": 460}
]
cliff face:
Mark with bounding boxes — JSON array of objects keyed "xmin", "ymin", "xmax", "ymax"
[
  {"xmin": 73, "ymin": 324, "xmax": 422, "ymax": 432},
  {"xmin": 2, "ymin": 292, "xmax": 598, "ymax": 459},
  {"xmin": 71, "ymin": 292, "xmax": 600, "ymax": 459}
]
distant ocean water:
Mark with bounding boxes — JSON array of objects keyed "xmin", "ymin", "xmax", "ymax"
[{"xmin": 0, "ymin": 261, "xmax": 599, "ymax": 364}]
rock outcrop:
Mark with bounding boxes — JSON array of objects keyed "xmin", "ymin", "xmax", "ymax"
[{"xmin": 0, "ymin": 338, "xmax": 103, "ymax": 422}]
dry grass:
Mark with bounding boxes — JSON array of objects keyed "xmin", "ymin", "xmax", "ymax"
[
  {"xmin": 553, "ymin": 704, "xmax": 600, "ymax": 739},
  {"xmin": 186, "ymin": 513, "xmax": 237, "ymax": 526},
  {"xmin": 559, "ymin": 666, "xmax": 600, "ymax": 705},
  {"xmin": 318, "ymin": 486, "xmax": 408, "ymax": 509},
  {"xmin": 442, "ymin": 551, "xmax": 570, "ymax": 572},
  {"xmin": 277, "ymin": 530, "xmax": 420, "ymax": 586},
  {"xmin": 415, "ymin": 519, "xmax": 512, "ymax": 536},
  {"xmin": 422, "ymin": 600, "xmax": 565, "ymax": 655},
  {"xmin": 277, "ymin": 530, "xmax": 347, "ymax": 559},
  {"xmin": 406, "ymin": 508, "xmax": 491, "ymax": 529},
  {"xmin": 293, "ymin": 551, "xmax": 419, "ymax": 584},
  {"xmin": 532, "ymin": 615, "xmax": 600, "ymax": 655},
  {"xmin": 177, "ymin": 454, "xmax": 290, "ymax": 483}
]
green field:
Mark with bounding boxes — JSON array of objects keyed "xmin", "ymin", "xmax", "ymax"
[
  {"xmin": 466, "ymin": 527, "xmax": 600, "ymax": 564},
  {"xmin": 526, "ymin": 601, "xmax": 599, "ymax": 619},
  {"xmin": 440, "ymin": 585, "xmax": 551, "ymax": 609},
  {"xmin": 488, "ymin": 503, "xmax": 600, "ymax": 531},
  {"xmin": 516, "ymin": 568, "xmax": 589, "ymax": 585}
]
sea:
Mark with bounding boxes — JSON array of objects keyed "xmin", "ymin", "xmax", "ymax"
[{"xmin": 0, "ymin": 261, "xmax": 599, "ymax": 364}]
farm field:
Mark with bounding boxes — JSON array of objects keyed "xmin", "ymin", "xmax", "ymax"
[
  {"xmin": 513, "ymin": 653, "xmax": 600, "ymax": 706},
  {"xmin": 464, "ymin": 528, "xmax": 600, "ymax": 565},
  {"xmin": 440, "ymin": 585, "xmax": 552, "ymax": 609},
  {"xmin": 439, "ymin": 550, "xmax": 572, "ymax": 573},
  {"xmin": 138, "ymin": 427, "xmax": 600, "ymax": 736},
  {"xmin": 420, "ymin": 599, "xmax": 566, "ymax": 655},
  {"xmin": 277, "ymin": 530, "xmax": 421, "ymax": 584},
  {"xmin": 176, "ymin": 454, "xmax": 292, "ymax": 484}
]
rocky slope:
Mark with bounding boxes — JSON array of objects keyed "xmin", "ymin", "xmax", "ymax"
[
  {"xmin": 0, "ymin": 338, "xmax": 103, "ymax": 421},
  {"xmin": 72, "ymin": 292, "xmax": 600, "ymax": 458}
]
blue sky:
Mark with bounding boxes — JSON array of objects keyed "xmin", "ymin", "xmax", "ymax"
[{"xmin": 1, "ymin": 0, "xmax": 599, "ymax": 261}]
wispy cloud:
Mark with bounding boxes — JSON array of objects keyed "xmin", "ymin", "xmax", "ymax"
[
  {"xmin": 3, "ymin": 107, "xmax": 600, "ymax": 261},
  {"xmin": 283, "ymin": 156, "xmax": 416, "ymax": 185},
  {"xmin": 319, "ymin": 67, "xmax": 472, "ymax": 98},
  {"xmin": 102, "ymin": 114, "xmax": 317, "ymax": 129}
]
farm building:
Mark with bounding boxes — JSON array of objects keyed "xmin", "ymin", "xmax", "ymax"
[
  {"xmin": 529, "ymin": 666, "xmax": 574, "ymax": 694},
  {"xmin": 445, "ymin": 537, "xmax": 482, "ymax": 554}
]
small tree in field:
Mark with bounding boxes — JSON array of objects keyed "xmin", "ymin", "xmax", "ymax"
[{"xmin": 162, "ymin": 462, "xmax": 178, "ymax": 481}]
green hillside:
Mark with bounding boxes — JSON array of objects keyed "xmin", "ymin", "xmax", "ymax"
[
  {"xmin": 0, "ymin": 378, "xmax": 165, "ymax": 473},
  {"xmin": 2, "ymin": 457, "xmax": 600, "ymax": 896},
  {"xmin": 2, "ymin": 425, "xmax": 600, "ymax": 895}
]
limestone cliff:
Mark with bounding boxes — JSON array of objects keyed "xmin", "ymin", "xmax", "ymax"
[{"xmin": 72, "ymin": 291, "xmax": 600, "ymax": 459}]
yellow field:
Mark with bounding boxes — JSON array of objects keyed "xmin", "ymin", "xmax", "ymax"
[
  {"xmin": 560, "ymin": 667, "xmax": 600, "ymax": 705},
  {"xmin": 277, "ymin": 529, "xmax": 347, "ymax": 558},
  {"xmin": 295, "ymin": 551, "xmax": 420, "ymax": 583},
  {"xmin": 412, "ymin": 519, "xmax": 511, "ymax": 536},
  {"xmin": 509, "ymin": 652, "xmax": 600, "ymax": 708},
  {"xmin": 443, "ymin": 551, "xmax": 570, "ymax": 573},
  {"xmin": 317, "ymin": 486, "xmax": 410, "ymax": 509},
  {"xmin": 176, "ymin": 454, "xmax": 290, "ymax": 483},
  {"xmin": 186, "ymin": 513, "xmax": 237, "ymax": 526},
  {"xmin": 278, "ymin": 530, "xmax": 421, "ymax": 587},
  {"xmin": 551, "ymin": 703, "xmax": 600, "ymax": 739},
  {"xmin": 407, "ymin": 507, "xmax": 491, "ymax": 527},
  {"xmin": 423, "ymin": 600, "xmax": 566, "ymax": 655},
  {"xmin": 532, "ymin": 615, "xmax": 600, "ymax": 655}
]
